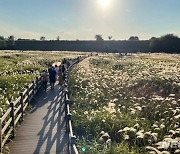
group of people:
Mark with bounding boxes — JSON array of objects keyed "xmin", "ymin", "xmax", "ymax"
[{"xmin": 41, "ymin": 61, "xmax": 67, "ymax": 92}]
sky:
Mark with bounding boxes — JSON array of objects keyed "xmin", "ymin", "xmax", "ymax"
[{"xmin": 0, "ymin": 0, "xmax": 180, "ymax": 40}]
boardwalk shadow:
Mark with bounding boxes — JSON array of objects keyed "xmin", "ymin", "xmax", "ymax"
[{"xmin": 32, "ymin": 85, "xmax": 68, "ymax": 154}]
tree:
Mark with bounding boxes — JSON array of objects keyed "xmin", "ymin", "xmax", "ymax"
[
  {"xmin": 8, "ymin": 35, "xmax": 15, "ymax": 41},
  {"xmin": 108, "ymin": 36, "xmax": 112, "ymax": 40},
  {"xmin": 95, "ymin": 34, "xmax": 104, "ymax": 41},
  {"xmin": 150, "ymin": 34, "xmax": 180, "ymax": 53},
  {"xmin": 0, "ymin": 35, "xmax": 7, "ymax": 49},
  {"xmin": 7, "ymin": 35, "xmax": 15, "ymax": 46},
  {"xmin": 57, "ymin": 36, "xmax": 60, "ymax": 41},
  {"xmin": 128, "ymin": 36, "xmax": 139, "ymax": 41},
  {"xmin": 149, "ymin": 37, "xmax": 157, "ymax": 41},
  {"xmin": 40, "ymin": 36, "xmax": 46, "ymax": 41},
  {"xmin": 0, "ymin": 35, "xmax": 5, "ymax": 40}
]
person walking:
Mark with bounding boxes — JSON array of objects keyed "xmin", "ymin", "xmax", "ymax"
[
  {"xmin": 41, "ymin": 70, "xmax": 48, "ymax": 92},
  {"xmin": 58, "ymin": 65, "xmax": 64, "ymax": 86},
  {"xmin": 54, "ymin": 64, "xmax": 59, "ymax": 81},
  {"xmin": 48, "ymin": 66, "xmax": 56, "ymax": 89},
  {"xmin": 61, "ymin": 64, "xmax": 66, "ymax": 81},
  {"xmin": 54, "ymin": 64, "xmax": 59, "ymax": 75}
]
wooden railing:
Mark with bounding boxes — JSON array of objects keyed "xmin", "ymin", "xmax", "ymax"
[
  {"xmin": 0, "ymin": 76, "xmax": 42, "ymax": 152},
  {"xmin": 64, "ymin": 57, "xmax": 85, "ymax": 154},
  {"xmin": 64, "ymin": 88, "xmax": 79, "ymax": 154}
]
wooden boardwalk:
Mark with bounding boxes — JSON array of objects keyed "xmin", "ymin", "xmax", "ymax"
[{"xmin": 8, "ymin": 84, "xmax": 68, "ymax": 154}]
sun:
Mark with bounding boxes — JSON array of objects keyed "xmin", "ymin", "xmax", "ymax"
[{"xmin": 99, "ymin": 0, "xmax": 110, "ymax": 8}]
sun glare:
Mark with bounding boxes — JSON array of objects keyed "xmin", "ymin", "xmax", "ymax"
[{"xmin": 99, "ymin": 0, "xmax": 110, "ymax": 8}]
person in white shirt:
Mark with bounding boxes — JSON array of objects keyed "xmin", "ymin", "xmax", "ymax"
[
  {"xmin": 54, "ymin": 64, "xmax": 59, "ymax": 74},
  {"xmin": 54, "ymin": 64, "xmax": 59, "ymax": 81}
]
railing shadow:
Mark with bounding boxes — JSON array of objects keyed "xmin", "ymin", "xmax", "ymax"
[{"xmin": 32, "ymin": 84, "xmax": 68, "ymax": 154}]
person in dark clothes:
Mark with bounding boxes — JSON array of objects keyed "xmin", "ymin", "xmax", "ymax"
[
  {"xmin": 62, "ymin": 58, "xmax": 67, "ymax": 65},
  {"xmin": 58, "ymin": 65, "xmax": 64, "ymax": 86},
  {"xmin": 61, "ymin": 64, "xmax": 66, "ymax": 81},
  {"xmin": 48, "ymin": 66, "xmax": 56, "ymax": 89}
]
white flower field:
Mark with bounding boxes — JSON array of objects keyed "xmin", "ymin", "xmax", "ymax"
[
  {"xmin": 69, "ymin": 53, "xmax": 180, "ymax": 154},
  {"xmin": 0, "ymin": 51, "xmax": 179, "ymax": 153}
]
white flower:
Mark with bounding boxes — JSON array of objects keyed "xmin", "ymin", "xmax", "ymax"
[
  {"xmin": 174, "ymin": 114, "xmax": 180, "ymax": 119},
  {"xmin": 169, "ymin": 94, "xmax": 175, "ymax": 97}
]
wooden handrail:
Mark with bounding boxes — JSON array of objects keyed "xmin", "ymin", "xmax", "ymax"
[
  {"xmin": 14, "ymin": 104, "xmax": 21, "ymax": 116},
  {"xmin": 14, "ymin": 113, "xmax": 22, "ymax": 126},
  {"xmin": 2, "ymin": 128, "xmax": 13, "ymax": 147},
  {"xmin": 23, "ymin": 103, "xmax": 28, "ymax": 112},
  {"xmin": 1, "ymin": 108, "xmax": 11, "ymax": 123},
  {"xmin": 1, "ymin": 118, "xmax": 12, "ymax": 135},
  {"xmin": 28, "ymin": 83, "xmax": 33, "ymax": 89},
  {"xmin": 13, "ymin": 96, "xmax": 21, "ymax": 106},
  {"xmin": 22, "ymin": 89, "xmax": 28, "ymax": 96},
  {"xmin": 64, "ymin": 57, "xmax": 86, "ymax": 154}
]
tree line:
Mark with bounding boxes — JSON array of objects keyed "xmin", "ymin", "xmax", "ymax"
[
  {"xmin": 0, "ymin": 34, "xmax": 180, "ymax": 53},
  {"xmin": 0, "ymin": 35, "xmax": 15, "ymax": 49},
  {"xmin": 150, "ymin": 34, "xmax": 180, "ymax": 53}
]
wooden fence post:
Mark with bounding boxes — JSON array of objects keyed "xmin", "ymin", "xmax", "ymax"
[
  {"xmin": 10, "ymin": 102, "xmax": 15, "ymax": 137},
  {"xmin": 35, "ymin": 77, "xmax": 39, "ymax": 92},
  {"xmin": 66, "ymin": 113, "xmax": 71, "ymax": 133},
  {"xmin": 26, "ymin": 85, "xmax": 30, "ymax": 104},
  {"xmin": 67, "ymin": 113, "xmax": 72, "ymax": 154},
  {"xmin": 65, "ymin": 72, "xmax": 68, "ymax": 83},
  {"xmin": 32, "ymin": 81, "xmax": 35, "ymax": 97},
  {"xmin": 20, "ymin": 92, "xmax": 24, "ymax": 120},
  {"xmin": 65, "ymin": 90, "xmax": 68, "ymax": 117},
  {"xmin": 0, "ymin": 118, "xmax": 2, "ymax": 153},
  {"xmin": 71, "ymin": 136, "xmax": 76, "ymax": 145}
]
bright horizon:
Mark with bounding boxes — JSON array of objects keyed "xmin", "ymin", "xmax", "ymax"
[{"xmin": 0, "ymin": 0, "xmax": 180, "ymax": 40}]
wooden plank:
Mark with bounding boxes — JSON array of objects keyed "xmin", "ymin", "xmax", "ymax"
[
  {"xmin": 2, "ymin": 128, "xmax": 13, "ymax": 147},
  {"xmin": 1, "ymin": 108, "xmax": 11, "ymax": 123},
  {"xmin": 29, "ymin": 89, "xmax": 33, "ymax": 97},
  {"xmin": 28, "ymin": 83, "xmax": 33, "ymax": 89},
  {"xmin": 22, "ymin": 89, "xmax": 28, "ymax": 96},
  {"xmin": 14, "ymin": 96, "xmax": 21, "ymax": 106},
  {"xmin": 69, "ymin": 120, "xmax": 73, "ymax": 137},
  {"xmin": 14, "ymin": 113, "xmax": 22, "ymax": 126},
  {"xmin": 14, "ymin": 105, "xmax": 21, "ymax": 116},
  {"xmin": 67, "ymin": 104, "xmax": 70, "ymax": 114},
  {"xmin": 2, "ymin": 118, "xmax": 12, "ymax": 135},
  {"xmin": 66, "ymin": 94, "xmax": 69, "ymax": 102},
  {"xmin": 72, "ymin": 144, "xmax": 79, "ymax": 154},
  {"xmin": 23, "ymin": 102, "xmax": 28, "ymax": 112},
  {"xmin": 23, "ymin": 95, "xmax": 28, "ymax": 104}
]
